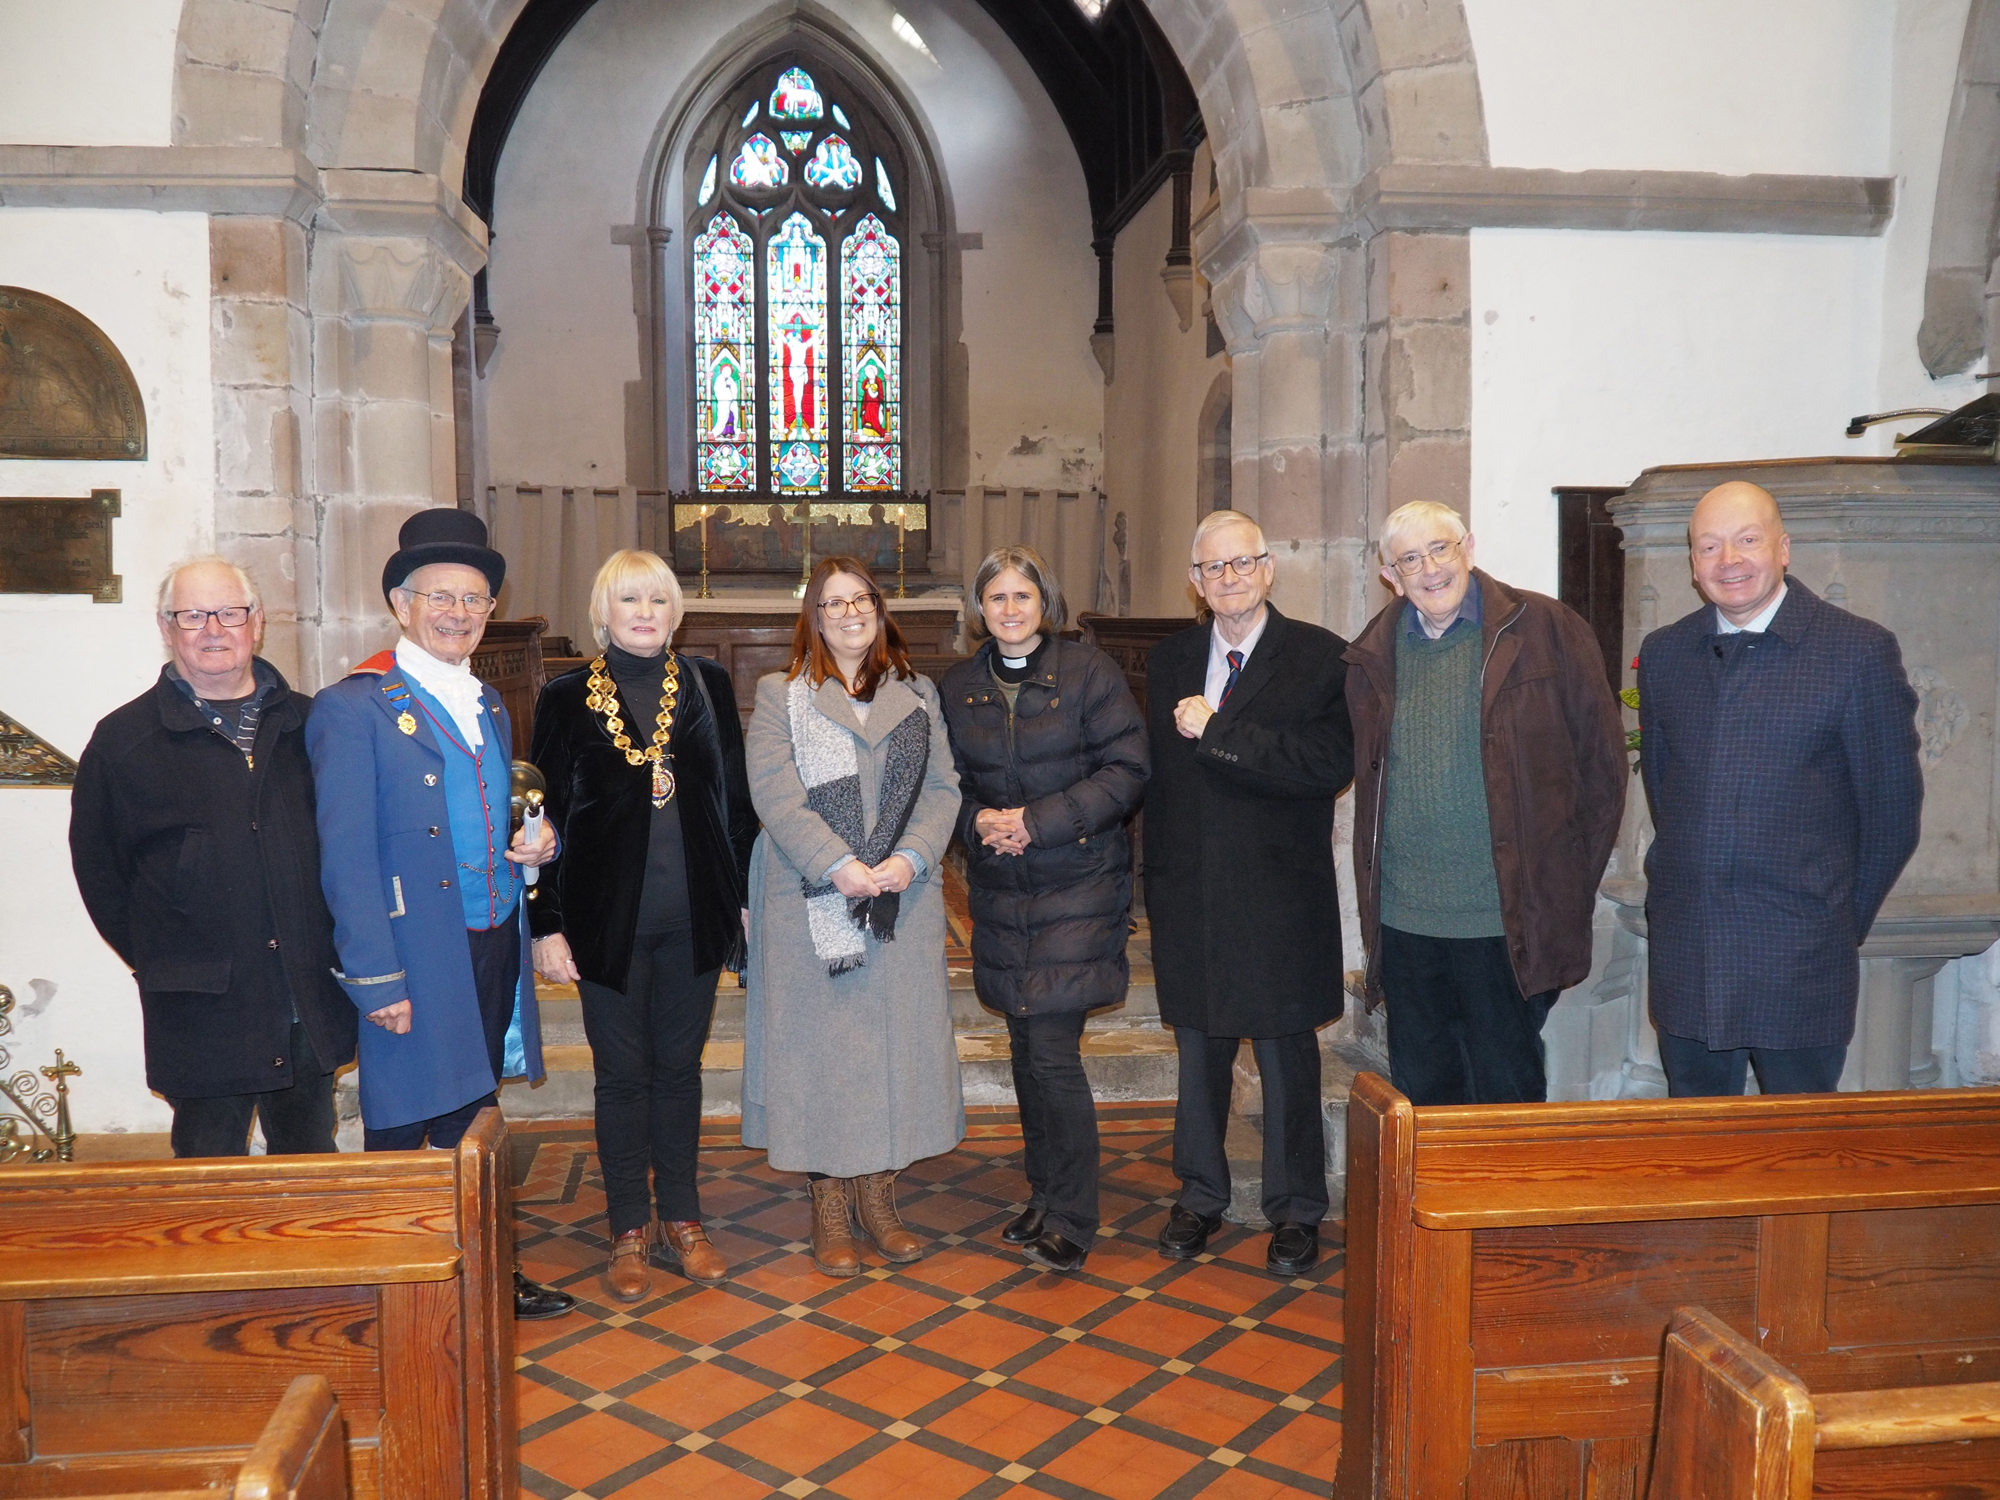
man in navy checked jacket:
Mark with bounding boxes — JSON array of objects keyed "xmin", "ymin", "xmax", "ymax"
[{"xmin": 1637, "ymin": 481, "xmax": 1922, "ymax": 1096}]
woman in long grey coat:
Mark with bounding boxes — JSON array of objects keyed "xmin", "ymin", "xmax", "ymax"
[{"xmin": 743, "ymin": 556, "xmax": 964, "ymax": 1277}]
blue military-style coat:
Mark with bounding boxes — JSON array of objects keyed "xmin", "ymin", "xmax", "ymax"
[{"xmin": 306, "ymin": 649, "xmax": 545, "ymax": 1130}]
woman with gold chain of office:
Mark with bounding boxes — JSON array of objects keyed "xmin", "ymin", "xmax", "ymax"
[{"xmin": 528, "ymin": 549, "xmax": 756, "ymax": 1301}]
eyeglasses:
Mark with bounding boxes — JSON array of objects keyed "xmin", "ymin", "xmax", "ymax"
[
  {"xmin": 1389, "ymin": 538, "xmax": 1463, "ymax": 576},
  {"xmin": 164, "ymin": 606, "xmax": 255, "ymax": 630},
  {"xmin": 1194, "ymin": 553, "xmax": 1270, "ymax": 580},
  {"xmin": 398, "ymin": 589, "xmax": 499, "ymax": 615},
  {"xmin": 818, "ymin": 593, "xmax": 881, "ymax": 619}
]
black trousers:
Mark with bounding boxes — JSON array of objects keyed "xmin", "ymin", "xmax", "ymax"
[
  {"xmin": 578, "ymin": 926, "xmax": 723, "ymax": 1235},
  {"xmin": 364, "ymin": 923, "xmax": 517, "ymax": 1152},
  {"xmin": 1657, "ymin": 1031, "xmax": 1847, "ymax": 1097},
  {"xmin": 168, "ymin": 1021, "xmax": 337, "ymax": 1157},
  {"xmin": 1171, "ymin": 1026, "xmax": 1327, "ymax": 1226},
  {"xmin": 1380, "ymin": 926, "xmax": 1558, "ymax": 1106},
  {"xmin": 1004, "ymin": 1010, "xmax": 1100, "ymax": 1245}
]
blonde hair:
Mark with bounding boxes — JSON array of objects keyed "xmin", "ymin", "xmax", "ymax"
[
  {"xmin": 1189, "ymin": 508, "xmax": 1268, "ymax": 564},
  {"xmin": 1378, "ymin": 501, "xmax": 1468, "ymax": 565},
  {"xmin": 587, "ymin": 549, "xmax": 684, "ymax": 648},
  {"xmin": 156, "ymin": 555, "xmax": 263, "ymax": 617},
  {"xmin": 968, "ymin": 545, "xmax": 1068, "ymax": 642}
]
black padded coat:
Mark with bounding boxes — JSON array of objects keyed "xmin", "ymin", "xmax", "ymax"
[{"xmin": 940, "ymin": 638, "xmax": 1149, "ymax": 1017}]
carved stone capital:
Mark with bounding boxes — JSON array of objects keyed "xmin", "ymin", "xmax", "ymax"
[{"xmin": 330, "ymin": 237, "xmax": 470, "ymax": 329}]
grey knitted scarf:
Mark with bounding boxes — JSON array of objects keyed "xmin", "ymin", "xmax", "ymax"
[{"xmin": 787, "ymin": 675, "xmax": 929, "ymax": 975}]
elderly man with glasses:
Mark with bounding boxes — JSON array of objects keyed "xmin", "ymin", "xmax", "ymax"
[
  {"xmin": 307, "ymin": 509, "xmax": 572, "ymax": 1320},
  {"xmin": 1145, "ymin": 509, "xmax": 1355, "ymax": 1276},
  {"xmin": 1346, "ymin": 501, "xmax": 1626, "ymax": 1106},
  {"xmin": 70, "ymin": 557, "xmax": 358, "ymax": 1157}
]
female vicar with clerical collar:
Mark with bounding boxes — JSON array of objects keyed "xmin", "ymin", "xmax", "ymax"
[
  {"xmin": 742, "ymin": 556, "xmax": 964, "ymax": 1278},
  {"xmin": 940, "ymin": 546, "xmax": 1149, "ymax": 1275},
  {"xmin": 527, "ymin": 549, "xmax": 757, "ymax": 1302}
]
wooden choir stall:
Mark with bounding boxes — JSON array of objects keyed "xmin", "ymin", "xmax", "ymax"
[
  {"xmin": 0, "ymin": 1109, "xmax": 516, "ymax": 1499},
  {"xmin": 1336, "ymin": 1074, "xmax": 2000, "ymax": 1499}
]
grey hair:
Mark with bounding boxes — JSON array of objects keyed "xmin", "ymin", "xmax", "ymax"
[
  {"xmin": 1189, "ymin": 508, "xmax": 1268, "ymax": 563},
  {"xmin": 967, "ymin": 545, "xmax": 1068, "ymax": 642},
  {"xmin": 156, "ymin": 555, "xmax": 263, "ymax": 617},
  {"xmin": 1378, "ymin": 501, "xmax": 1468, "ymax": 564}
]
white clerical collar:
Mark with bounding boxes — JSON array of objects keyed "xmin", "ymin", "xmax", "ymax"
[
  {"xmin": 1715, "ymin": 581, "xmax": 1787, "ymax": 636},
  {"xmin": 396, "ymin": 637, "xmax": 486, "ymax": 747}
]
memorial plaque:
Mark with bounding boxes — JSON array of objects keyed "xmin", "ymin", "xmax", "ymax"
[
  {"xmin": 0, "ymin": 489, "xmax": 121, "ymax": 602},
  {"xmin": 0, "ymin": 287, "xmax": 146, "ymax": 459},
  {"xmin": 0, "ymin": 709, "xmax": 77, "ymax": 787}
]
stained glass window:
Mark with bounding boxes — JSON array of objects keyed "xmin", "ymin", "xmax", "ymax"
[
  {"xmin": 767, "ymin": 213, "xmax": 829, "ymax": 494},
  {"xmin": 729, "ymin": 133, "xmax": 787, "ymax": 189},
  {"xmin": 804, "ymin": 136, "xmax": 863, "ymax": 191},
  {"xmin": 770, "ymin": 68, "xmax": 823, "ymax": 120},
  {"xmin": 693, "ymin": 213, "xmax": 756, "ymax": 492},
  {"xmin": 689, "ymin": 60, "xmax": 903, "ymax": 500},
  {"xmin": 842, "ymin": 214, "xmax": 901, "ymax": 491}
]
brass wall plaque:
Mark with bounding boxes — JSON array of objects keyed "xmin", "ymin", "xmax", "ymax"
[
  {"xmin": 0, "ymin": 490, "xmax": 121, "ymax": 602},
  {"xmin": 0, "ymin": 286, "xmax": 146, "ymax": 459},
  {"xmin": 0, "ymin": 710, "xmax": 78, "ymax": 787}
]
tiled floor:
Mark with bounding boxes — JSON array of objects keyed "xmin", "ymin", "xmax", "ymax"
[{"xmin": 511, "ymin": 1107, "xmax": 1343, "ymax": 1499}]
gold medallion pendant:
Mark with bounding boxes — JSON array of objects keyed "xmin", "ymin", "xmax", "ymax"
[
  {"xmin": 397, "ymin": 711, "xmax": 418, "ymax": 736},
  {"xmin": 587, "ymin": 654, "xmax": 681, "ymax": 808}
]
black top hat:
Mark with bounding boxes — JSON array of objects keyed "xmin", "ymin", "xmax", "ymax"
[{"xmin": 381, "ymin": 508, "xmax": 507, "ymax": 603}]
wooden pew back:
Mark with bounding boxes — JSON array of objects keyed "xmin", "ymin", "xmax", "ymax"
[
  {"xmin": 0, "ymin": 1111, "xmax": 512, "ymax": 1500},
  {"xmin": 1653, "ymin": 1306, "xmax": 2000, "ymax": 1499},
  {"xmin": 1335, "ymin": 1075, "xmax": 2000, "ymax": 1499}
]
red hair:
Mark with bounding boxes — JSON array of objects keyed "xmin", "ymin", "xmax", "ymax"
[{"xmin": 787, "ymin": 556, "xmax": 914, "ymax": 701}]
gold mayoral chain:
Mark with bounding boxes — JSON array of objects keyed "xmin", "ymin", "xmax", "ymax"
[{"xmin": 587, "ymin": 655, "xmax": 680, "ymax": 807}]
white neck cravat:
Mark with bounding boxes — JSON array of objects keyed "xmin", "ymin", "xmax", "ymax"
[{"xmin": 396, "ymin": 637, "xmax": 486, "ymax": 748}]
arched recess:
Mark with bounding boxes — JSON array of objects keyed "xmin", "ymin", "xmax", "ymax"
[
  {"xmin": 637, "ymin": 9, "xmax": 960, "ymax": 501},
  {"xmin": 1920, "ymin": 0, "xmax": 2000, "ymax": 377},
  {"xmin": 1195, "ymin": 368, "xmax": 1231, "ymax": 516}
]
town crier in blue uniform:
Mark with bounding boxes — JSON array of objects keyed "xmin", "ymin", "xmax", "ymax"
[{"xmin": 307, "ymin": 507, "xmax": 574, "ymax": 1320}]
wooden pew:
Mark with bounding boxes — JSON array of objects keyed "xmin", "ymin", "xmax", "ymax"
[
  {"xmin": 0, "ymin": 1110, "xmax": 514, "ymax": 1500},
  {"xmin": 1335, "ymin": 1074, "xmax": 2000, "ymax": 1499},
  {"xmin": 1652, "ymin": 1306, "xmax": 2000, "ymax": 1499}
]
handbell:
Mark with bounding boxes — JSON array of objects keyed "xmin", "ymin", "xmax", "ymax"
[{"xmin": 510, "ymin": 761, "xmax": 547, "ymax": 891}]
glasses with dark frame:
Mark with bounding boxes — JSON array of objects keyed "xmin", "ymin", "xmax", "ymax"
[
  {"xmin": 1389, "ymin": 537, "xmax": 1463, "ymax": 576},
  {"xmin": 1194, "ymin": 553, "xmax": 1270, "ymax": 581},
  {"xmin": 818, "ymin": 592, "xmax": 881, "ymax": 619},
  {"xmin": 164, "ymin": 606, "xmax": 255, "ymax": 630}
]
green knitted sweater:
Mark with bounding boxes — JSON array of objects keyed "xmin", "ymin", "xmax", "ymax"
[{"xmin": 1378, "ymin": 621, "xmax": 1504, "ymax": 938}]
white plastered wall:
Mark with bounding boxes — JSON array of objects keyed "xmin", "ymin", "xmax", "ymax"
[
  {"xmin": 0, "ymin": 209, "xmax": 216, "ymax": 1135},
  {"xmin": 1463, "ymin": 0, "xmax": 1975, "ymax": 595},
  {"xmin": 1102, "ymin": 175, "xmax": 1224, "ymax": 616},
  {"xmin": 0, "ymin": 0, "xmax": 180, "ymax": 148},
  {"xmin": 482, "ymin": 0, "xmax": 1103, "ymax": 495}
]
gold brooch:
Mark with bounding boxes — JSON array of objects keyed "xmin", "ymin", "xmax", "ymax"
[{"xmin": 397, "ymin": 711, "xmax": 417, "ymax": 736}]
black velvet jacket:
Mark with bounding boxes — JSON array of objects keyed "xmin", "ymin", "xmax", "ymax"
[{"xmin": 527, "ymin": 653, "xmax": 757, "ymax": 989}]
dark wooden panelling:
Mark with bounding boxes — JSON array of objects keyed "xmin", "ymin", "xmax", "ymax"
[
  {"xmin": 0, "ymin": 1304, "xmax": 25, "ymax": 1467},
  {"xmin": 1470, "ymin": 1219, "xmax": 1759, "ymax": 1367},
  {"xmin": 1811, "ymin": 1439, "xmax": 2000, "ymax": 1496},
  {"xmin": 1826, "ymin": 1205, "xmax": 2000, "ymax": 1346},
  {"xmin": 1467, "ymin": 1435, "xmax": 1582, "ymax": 1499}
]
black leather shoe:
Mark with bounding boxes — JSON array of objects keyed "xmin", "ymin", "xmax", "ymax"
[
  {"xmin": 1022, "ymin": 1231, "xmax": 1088, "ymax": 1273},
  {"xmin": 1001, "ymin": 1206, "xmax": 1047, "ymax": 1245},
  {"xmin": 1265, "ymin": 1222, "xmax": 1320, "ymax": 1277},
  {"xmin": 514, "ymin": 1269, "xmax": 576, "ymax": 1321},
  {"xmin": 1157, "ymin": 1204, "xmax": 1225, "ymax": 1260}
]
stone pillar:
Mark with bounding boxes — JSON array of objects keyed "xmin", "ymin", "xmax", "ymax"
[
  {"xmin": 304, "ymin": 173, "xmax": 484, "ymax": 684},
  {"xmin": 1592, "ymin": 459, "xmax": 2000, "ymax": 1096},
  {"xmin": 210, "ymin": 214, "xmax": 312, "ymax": 681},
  {"xmin": 1364, "ymin": 231, "xmax": 1471, "ymax": 542}
]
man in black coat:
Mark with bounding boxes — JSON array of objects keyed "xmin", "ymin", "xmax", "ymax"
[
  {"xmin": 1638, "ymin": 481, "xmax": 1922, "ymax": 1096},
  {"xmin": 1145, "ymin": 510, "xmax": 1355, "ymax": 1275},
  {"xmin": 69, "ymin": 557, "xmax": 357, "ymax": 1155}
]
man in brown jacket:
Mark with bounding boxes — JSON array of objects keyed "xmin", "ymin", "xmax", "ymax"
[{"xmin": 1346, "ymin": 502, "xmax": 1626, "ymax": 1104}]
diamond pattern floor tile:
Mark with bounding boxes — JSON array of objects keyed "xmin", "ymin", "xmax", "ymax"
[{"xmin": 508, "ymin": 1108, "xmax": 1344, "ymax": 1498}]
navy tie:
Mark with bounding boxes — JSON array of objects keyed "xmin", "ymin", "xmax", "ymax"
[{"xmin": 1219, "ymin": 649, "xmax": 1244, "ymax": 706}]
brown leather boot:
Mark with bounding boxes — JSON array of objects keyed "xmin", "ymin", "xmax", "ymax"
[
  {"xmin": 851, "ymin": 1170, "xmax": 923, "ymax": 1263},
  {"xmin": 605, "ymin": 1225, "xmax": 652, "ymax": 1303},
  {"xmin": 655, "ymin": 1219, "xmax": 728, "ymax": 1286},
  {"xmin": 808, "ymin": 1177, "xmax": 862, "ymax": 1277}
]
